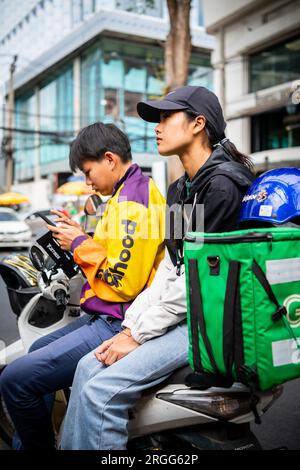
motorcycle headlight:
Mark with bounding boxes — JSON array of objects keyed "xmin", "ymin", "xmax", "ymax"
[{"xmin": 157, "ymin": 390, "xmax": 254, "ymax": 420}]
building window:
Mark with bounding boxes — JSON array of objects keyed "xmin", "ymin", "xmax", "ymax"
[
  {"xmin": 72, "ymin": 0, "xmax": 83, "ymax": 25},
  {"xmin": 124, "ymin": 91, "xmax": 142, "ymax": 117},
  {"xmin": 116, "ymin": 0, "xmax": 163, "ymax": 17},
  {"xmin": 103, "ymin": 88, "xmax": 120, "ymax": 120},
  {"xmin": 251, "ymin": 104, "xmax": 300, "ymax": 152},
  {"xmin": 81, "ymin": 46, "xmax": 102, "ymax": 125},
  {"xmin": 250, "ymin": 35, "xmax": 300, "ymax": 93},
  {"xmin": 83, "ymin": 0, "xmax": 95, "ymax": 17},
  {"xmin": 198, "ymin": 0, "xmax": 204, "ymax": 26}
]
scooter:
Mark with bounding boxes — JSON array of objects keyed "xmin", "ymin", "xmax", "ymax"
[{"xmin": 0, "ymin": 197, "xmax": 283, "ymax": 450}]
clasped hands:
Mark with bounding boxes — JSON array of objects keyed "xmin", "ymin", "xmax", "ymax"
[{"xmin": 94, "ymin": 329, "xmax": 140, "ymax": 366}]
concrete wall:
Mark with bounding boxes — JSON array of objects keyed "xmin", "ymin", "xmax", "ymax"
[{"xmin": 203, "ymin": 0, "xmax": 272, "ymax": 32}]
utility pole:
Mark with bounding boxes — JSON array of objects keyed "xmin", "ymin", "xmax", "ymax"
[
  {"xmin": 5, "ymin": 54, "xmax": 18, "ymax": 191},
  {"xmin": 34, "ymin": 86, "xmax": 41, "ymax": 182}
]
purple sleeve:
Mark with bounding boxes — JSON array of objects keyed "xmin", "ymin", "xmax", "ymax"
[{"xmin": 71, "ymin": 235, "xmax": 89, "ymax": 252}]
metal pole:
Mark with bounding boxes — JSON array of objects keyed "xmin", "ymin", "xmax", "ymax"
[
  {"xmin": 219, "ymin": 27, "xmax": 226, "ymax": 116},
  {"xmin": 5, "ymin": 54, "xmax": 18, "ymax": 191},
  {"xmin": 34, "ymin": 86, "xmax": 41, "ymax": 181}
]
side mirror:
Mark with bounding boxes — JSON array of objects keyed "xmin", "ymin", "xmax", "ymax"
[
  {"xmin": 84, "ymin": 194, "xmax": 103, "ymax": 216},
  {"xmin": 29, "ymin": 245, "xmax": 46, "ymax": 271}
]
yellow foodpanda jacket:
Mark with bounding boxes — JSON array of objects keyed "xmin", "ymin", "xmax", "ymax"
[{"xmin": 71, "ymin": 163, "xmax": 165, "ymax": 319}]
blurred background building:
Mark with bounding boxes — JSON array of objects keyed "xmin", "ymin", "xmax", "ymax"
[
  {"xmin": 0, "ymin": 0, "xmax": 214, "ymax": 206},
  {"xmin": 1, "ymin": 0, "xmax": 299, "ymax": 209},
  {"xmin": 203, "ymin": 0, "xmax": 300, "ymax": 172}
]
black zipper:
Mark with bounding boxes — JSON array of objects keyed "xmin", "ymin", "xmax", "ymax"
[{"xmin": 185, "ymin": 232, "xmax": 273, "ymax": 244}]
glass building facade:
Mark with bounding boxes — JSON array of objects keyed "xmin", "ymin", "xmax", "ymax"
[
  {"xmin": 249, "ymin": 34, "xmax": 300, "ymax": 153},
  {"xmin": 251, "ymin": 103, "xmax": 300, "ymax": 153},
  {"xmin": 39, "ymin": 65, "xmax": 74, "ymax": 164},
  {"xmin": 80, "ymin": 38, "xmax": 212, "ymax": 154},
  {"xmin": 15, "ymin": 92, "xmax": 36, "ymax": 180},
  {"xmin": 15, "ymin": 64, "xmax": 74, "ymax": 180},
  {"xmin": 15, "ymin": 37, "xmax": 212, "ymax": 180},
  {"xmin": 250, "ymin": 35, "xmax": 300, "ymax": 93}
]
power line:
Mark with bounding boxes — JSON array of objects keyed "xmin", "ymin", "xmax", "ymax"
[
  {"xmin": 0, "ymin": 125, "xmax": 75, "ymax": 137},
  {"xmin": 13, "ymin": 141, "xmax": 71, "ymax": 153},
  {"xmin": 2, "ymin": 105, "xmax": 95, "ymax": 121}
]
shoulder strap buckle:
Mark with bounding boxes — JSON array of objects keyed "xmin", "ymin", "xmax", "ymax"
[{"xmin": 272, "ymin": 306, "xmax": 287, "ymax": 322}]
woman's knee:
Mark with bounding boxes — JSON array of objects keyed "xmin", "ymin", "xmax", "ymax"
[
  {"xmin": 80, "ymin": 380, "xmax": 106, "ymax": 412},
  {"xmin": 75, "ymin": 350, "xmax": 98, "ymax": 376}
]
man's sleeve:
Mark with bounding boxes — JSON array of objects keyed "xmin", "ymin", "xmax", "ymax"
[
  {"xmin": 122, "ymin": 251, "xmax": 187, "ymax": 344},
  {"xmin": 72, "ymin": 201, "xmax": 165, "ymax": 303},
  {"xmin": 122, "ymin": 250, "xmax": 173, "ymax": 330}
]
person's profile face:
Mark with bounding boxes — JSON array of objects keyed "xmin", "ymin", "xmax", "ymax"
[
  {"xmin": 154, "ymin": 111, "xmax": 195, "ymax": 157},
  {"xmin": 81, "ymin": 158, "xmax": 116, "ymax": 196}
]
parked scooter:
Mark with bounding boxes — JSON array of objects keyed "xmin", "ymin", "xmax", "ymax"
[{"xmin": 0, "ymin": 196, "xmax": 283, "ymax": 450}]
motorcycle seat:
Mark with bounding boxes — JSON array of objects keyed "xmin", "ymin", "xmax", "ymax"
[{"xmin": 162, "ymin": 365, "xmax": 193, "ymax": 385}]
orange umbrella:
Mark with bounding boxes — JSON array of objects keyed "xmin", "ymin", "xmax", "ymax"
[
  {"xmin": 56, "ymin": 181, "xmax": 95, "ymax": 196},
  {"xmin": 0, "ymin": 191, "xmax": 30, "ymax": 205}
]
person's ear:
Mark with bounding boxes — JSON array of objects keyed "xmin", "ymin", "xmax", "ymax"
[
  {"xmin": 104, "ymin": 151, "xmax": 118, "ymax": 170},
  {"xmin": 193, "ymin": 115, "xmax": 206, "ymax": 135}
]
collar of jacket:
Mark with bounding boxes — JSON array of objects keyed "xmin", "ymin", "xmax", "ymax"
[
  {"xmin": 176, "ymin": 146, "xmax": 253, "ymax": 202},
  {"xmin": 112, "ymin": 163, "xmax": 141, "ymax": 197}
]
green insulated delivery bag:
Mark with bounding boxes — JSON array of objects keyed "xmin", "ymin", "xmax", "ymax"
[{"xmin": 184, "ymin": 227, "xmax": 300, "ymax": 392}]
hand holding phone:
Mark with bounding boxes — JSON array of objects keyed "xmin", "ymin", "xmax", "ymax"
[
  {"xmin": 46, "ymin": 220, "xmax": 86, "ymax": 251},
  {"xmin": 36, "ymin": 211, "xmax": 57, "ymax": 227},
  {"xmin": 51, "ymin": 210, "xmax": 81, "ymax": 230}
]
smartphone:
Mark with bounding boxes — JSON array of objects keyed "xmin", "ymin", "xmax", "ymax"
[{"xmin": 35, "ymin": 211, "xmax": 57, "ymax": 227}]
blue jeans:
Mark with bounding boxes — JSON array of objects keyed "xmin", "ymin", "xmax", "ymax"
[
  {"xmin": 0, "ymin": 314, "xmax": 122, "ymax": 450},
  {"xmin": 61, "ymin": 321, "xmax": 189, "ymax": 450}
]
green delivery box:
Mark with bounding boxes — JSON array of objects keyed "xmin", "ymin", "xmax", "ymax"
[{"xmin": 184, "ymin": 228, "xmax": 300, "ymax": 391}]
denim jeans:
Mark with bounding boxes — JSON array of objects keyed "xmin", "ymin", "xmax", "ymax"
[
  {"xmin": 61, "ymin": 321, "xmax": 189, "ymax": 450},
  {"xmin": 0, "ymin": 314, "xmax": 122, "ymax": 450}
]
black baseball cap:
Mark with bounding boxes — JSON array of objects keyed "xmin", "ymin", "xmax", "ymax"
[{"xmin": 137, "ymin": 86, "xmax": 226, "ymax": 139}]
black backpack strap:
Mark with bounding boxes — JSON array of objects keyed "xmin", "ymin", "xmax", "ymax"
[
  {"xmin": 188, "ymin": 259, "xmax": 219, "ymax": 374},
  {"xmin": 223, "ymin": 261, "xmax": 242, "ymax": 378},
  {"xmin": 188, "ymin": 259, "xmax": 203, "ymax": 372},
  {"xmin": 185, "ymin": 371, "xmax": 234, "ymax": 390},
  {"xmin": 233, "ymin": 274, "xmax": 245, "ymax": 382},
  {"xmin": 252, "ymin": 260, "xmax": 287, "ymax": 322}
]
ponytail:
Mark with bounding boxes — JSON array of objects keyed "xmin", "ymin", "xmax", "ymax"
[
  {"xmin": 206, "ymin": 125, "xmax": 254, "ymax": 172},
  {"xmin": 184, "ymin": 110, "xmax": 253, "ymax": 172}
]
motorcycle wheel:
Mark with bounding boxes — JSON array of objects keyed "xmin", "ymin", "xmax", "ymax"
[{"xmin": 0, "ymin": 393, "xmax": 14, "ymax": 447}]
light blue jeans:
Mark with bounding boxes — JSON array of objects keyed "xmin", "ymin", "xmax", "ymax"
[{"xmin": 61, "ymin": 321, "xmax": 189, "ymax": 450}]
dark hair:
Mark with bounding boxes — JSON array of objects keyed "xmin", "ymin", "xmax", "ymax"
[
  {"xmin": 69, "ymin": 122, "xmax": 132, "ymax": 172},
  {"xmin": 184, "ymin": 110, "xmax": 253, "ymax": 172}
]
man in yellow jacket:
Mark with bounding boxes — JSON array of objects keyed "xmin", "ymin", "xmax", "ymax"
[{"xmin": 0, "ymin": 122, "xmax": 165, "ymax": 450}]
